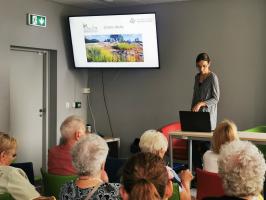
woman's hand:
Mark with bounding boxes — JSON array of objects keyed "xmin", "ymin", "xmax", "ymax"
[
  {"xmin": 179, "ymin": 169, "xmax": 193, "ymax": 184},
  {"xmin": 192, "ymin": 101, "xmax": 206, "ymax": 112}
]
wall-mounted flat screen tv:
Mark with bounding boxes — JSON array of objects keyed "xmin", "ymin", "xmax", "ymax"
[{"xmin": 69, "ymin": 13, "xmax": 159, "ymax": 68}]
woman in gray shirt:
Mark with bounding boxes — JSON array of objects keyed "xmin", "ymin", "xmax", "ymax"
[
  {"xmin": 191, "ymin": 52, "xmax": 220, "ymax": 170},
  {"xmin": 191, "ymin": 53, "xmax": 220, "ymax": 130}
]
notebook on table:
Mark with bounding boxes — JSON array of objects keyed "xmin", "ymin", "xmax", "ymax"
[{"xmin": 179, "ymin": 111, "xmax": 211, "ymax": 132}]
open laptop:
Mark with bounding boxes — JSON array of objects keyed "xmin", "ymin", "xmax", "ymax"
[{"xmin": 179, "ymin": 111, "xmax": 211, "ymax": 132}]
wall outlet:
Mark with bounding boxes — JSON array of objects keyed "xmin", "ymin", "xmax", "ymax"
[
  {"xmin": 66, "ymin": 102, "xmax": 70, "ymax": 109},
  {"xmin": 82, "ymin": 88, "xmax": 91, "ymax": 94}
]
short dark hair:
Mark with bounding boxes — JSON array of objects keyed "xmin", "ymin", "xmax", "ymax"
[{"xmin": 196, "ymin": 53, "xmax": 210, "ymax": 63}]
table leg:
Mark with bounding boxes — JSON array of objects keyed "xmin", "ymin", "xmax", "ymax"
[
  {"xmin": 188, "ymin": 139, "xmax": 192, "ymax": 171},
  {"xmin": 169, "ymin": 134, "xmax": 173, "ymax": 168}
]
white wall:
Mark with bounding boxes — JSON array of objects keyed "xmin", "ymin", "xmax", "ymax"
[{"xmin": 0, "ymin": 0, "xmax": 88, "ymax": 143}]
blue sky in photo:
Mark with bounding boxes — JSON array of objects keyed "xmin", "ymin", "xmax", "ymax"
[{"xmin": 85, "ymin": 34, "xmax": 142, "ymax": 42}]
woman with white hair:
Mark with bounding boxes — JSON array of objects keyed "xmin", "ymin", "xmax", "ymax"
[
  {"xmin": 59, "ymin": 134, "xmax": 120, "ymax": 200},
  {"xmin": 203, "ymin": 140, "xmax": 266, "ymax": 200},
  {"xmin": 139, "ymin": 129, "xmax": 193, "ymax": 200}
]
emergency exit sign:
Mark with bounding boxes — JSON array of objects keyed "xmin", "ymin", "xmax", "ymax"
[{"xmin": 27, "ymin": 14, "xmax": 46, "ymax": 27}]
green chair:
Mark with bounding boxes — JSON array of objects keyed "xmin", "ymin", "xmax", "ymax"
[
  {"xmin": 0, "ymin": 193, "xmax": 14, "ymax": 200},
  {"xmin": 40, "ymin": 168, "xmax": 77, "ymax": 199},
  {"xmin": 169, "ymin": 183, "xmax": 180, "ymax": 200},
  {"xmin": 244, "ymin": 126, "xmax": 266, "ymax": 157}
]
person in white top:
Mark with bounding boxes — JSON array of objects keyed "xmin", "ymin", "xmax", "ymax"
[
  {"xmin": 203, "ymin": 120, "xmax": 239, "ymax": 173},
  {"xmin": 0, "ymin": 132, "xmax": 55, "ymax": 200},
  {"xmin": 139, "ymin": 129, "xmax": 193, "ymax": 200}
]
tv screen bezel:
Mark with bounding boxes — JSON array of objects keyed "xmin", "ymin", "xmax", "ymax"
[{"xmin": 68, "ymin": 12, "xmax": 160, "ymax": 69}]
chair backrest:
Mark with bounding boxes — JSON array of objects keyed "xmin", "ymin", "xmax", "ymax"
[
  {"xmin": 41, "ymin": 168, "xmax": 77, "ymax": 199},
  {"xmin": 33, "ymin": 196, "xmax": 56, "ymax": 200},
  {"xmin": 196, "ymin": 168, "xmax": 224, "ymax": 200},
  {"xmin": 244, "ymin": 126, "xmax": 266, "ymax": 158},
  {"xmin": 160, "ymin": 122, "xmax": 181, "ymax": 136},
  {"xmin": 244, "ymin": 126, "xmax": 266, "ymax": 133},
  {"xmin": 11, "ymin": 162, "xmax": 35, "ymax": 185},
  {"xmin": 159, "ymin": 121, "xmax": 188, "ymax": 160},
  {"xmin": 105, "ymin": 157, "xmax": 127, "ymax": 183},
  {"xmin": 160, "ymin": 121, "xmax": 182, "ymax": 144},
  {"xmin": 0, "ymin": 193, "xmax": 14, "ymax": 200}
]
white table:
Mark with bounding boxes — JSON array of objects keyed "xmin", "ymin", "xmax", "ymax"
[{"xmin": 169, "ymin": 131, "xmax": 266, "ymax": 171}]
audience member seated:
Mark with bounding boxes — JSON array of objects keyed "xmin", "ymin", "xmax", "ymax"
[
  {"xmin": 203, "ymin": 120, "xmax": 239, "ymax": 173},
  {"xmin": 48, "ymin": 115, "xmax": 87, "ymax": 175},
  {"xmin": 139, "ymin": 129, "xmax": 193, "ymax": 200},
  {"xmin": 204, "ymin": 140, "xmax": 266, "ymax": 200},
  {"xmin": 0, "ymin": 132, "xmax": 39, "ymax": 200},
  {"xmin": 59, "ymin": 134, "xmax": 120, "ymax": 200},
  {"xmin": 120, "ymin": 152, "xmax": 173, "ymax": 200}
]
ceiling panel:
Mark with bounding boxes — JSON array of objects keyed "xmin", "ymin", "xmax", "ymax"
[{"xmin": 47, "ymin": 0, "xmax": 190, "ymax": 9}]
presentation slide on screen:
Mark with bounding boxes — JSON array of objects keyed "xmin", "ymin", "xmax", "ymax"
[{"xmin": 69, "ymin": 14, "xmax": 159, "ymax": 68}]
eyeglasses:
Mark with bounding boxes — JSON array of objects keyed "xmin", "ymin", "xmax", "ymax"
[{"xmin": 0, "ymin": 150, "xmax": 16, "ymax": 158}]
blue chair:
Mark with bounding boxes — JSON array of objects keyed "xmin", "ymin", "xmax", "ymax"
[{"xmin": 11, "ymin": 162, "xmax": 35, "ymax": 185}]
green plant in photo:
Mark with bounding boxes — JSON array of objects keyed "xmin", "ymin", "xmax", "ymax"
[
  {"xmin": 87, "ymin": 46, "xmax": 119, "ymax": 62},
  {"xmin": 113, "ymin": 43, "xmax": 136, "ymax": 50}
]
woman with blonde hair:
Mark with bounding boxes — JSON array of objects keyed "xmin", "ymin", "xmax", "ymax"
[
  {"xmin": 0, "ymin": 132, "xmax": 55, "ymax": 200},
  {"xmin": 203, "ymin": 120, "xmax": 239, "ymax": 173}
]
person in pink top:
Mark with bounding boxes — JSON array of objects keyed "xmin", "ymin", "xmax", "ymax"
[{"xmin": 48, "ymin": 115, "xmax": 87, "ymax": 175}]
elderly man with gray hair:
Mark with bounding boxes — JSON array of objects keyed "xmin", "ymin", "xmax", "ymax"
[
  {"xmin": 59, "ymin": 134, "xmax": 120, "ymax": 200},
  {"xmin": 48, "ymin": 115, "xmax": 87, "ymax": 175},
  {"xmin": 204, "ymin": 140, "xmax": 266, "ymax": 200}
]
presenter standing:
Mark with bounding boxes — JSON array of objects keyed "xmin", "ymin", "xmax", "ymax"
[
  {"xmin": 191, "ymin": 53, "xmax": 220, "ymax": 130},
  {"xmin": 191, "ymin": 52, "xmax": 220, "ymax": 169}
]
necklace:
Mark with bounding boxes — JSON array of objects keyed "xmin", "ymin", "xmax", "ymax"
[
  {"xmin": 200, "ymin": 71, "xmax": 211, "ymax": 82},
  {"xmin": 76, "ymin": 176, "xmax": 103, "ymax": 188},
  {"xmin": 78, "ymin": 176, "xmax": 102, "ymax": 181}
]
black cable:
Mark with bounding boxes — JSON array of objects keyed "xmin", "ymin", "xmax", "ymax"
[
  {"xmin": 87, "ymin": 94, "xmax": 97, "ymax": 133},
  {"xmin": 101, "ymin": 71, "xmax": 114, "ymax": 137}
]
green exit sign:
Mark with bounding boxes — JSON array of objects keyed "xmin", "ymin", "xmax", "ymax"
[{"xmin": 27, "ymin": 13, "xmax": 46, "ymax": 27}]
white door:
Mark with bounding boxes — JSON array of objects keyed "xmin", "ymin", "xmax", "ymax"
[{"xmin": 9, "ymin": 50, "xmax": 44, "ymax": 177}]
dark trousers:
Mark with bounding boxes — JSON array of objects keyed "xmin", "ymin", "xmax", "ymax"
[{"xmin": 192, "ymin": 141, "xmax": 210, "ymax": 171}]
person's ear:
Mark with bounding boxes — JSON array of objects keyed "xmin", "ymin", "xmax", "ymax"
[
  {"xmin": 0, "ymin": 151, "xmax": 5, "ymax": 160},
  {"xmin": 101, "ymin": 162, "xmax": 105, "ymax": 170},
  {"xmin": 0, "ymin": 151, "xmax": 8, "ymax": 165},
  {"xmin": 120, "ymin": 186, "xmax": 129, "ymax": 200},
  {"xmin": 159, "ymin": 149, "xmax": 166, "ymax": 158},
  {"xmin": 74, "ymin": 131, "xmax": 82, "ymax": 141},
  {"xmin": 164, "ymin": 180, "xmax": 173, "ymax": 199}
]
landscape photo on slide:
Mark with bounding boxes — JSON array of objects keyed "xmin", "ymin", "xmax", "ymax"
[{"xmin": 84, "ymin": 34, "xmax": 144, "ymax": 62}]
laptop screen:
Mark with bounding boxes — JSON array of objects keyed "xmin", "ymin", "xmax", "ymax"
[{"xmin": 179, "ymin": 111, "xmax": 211, "ymax": 132}]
